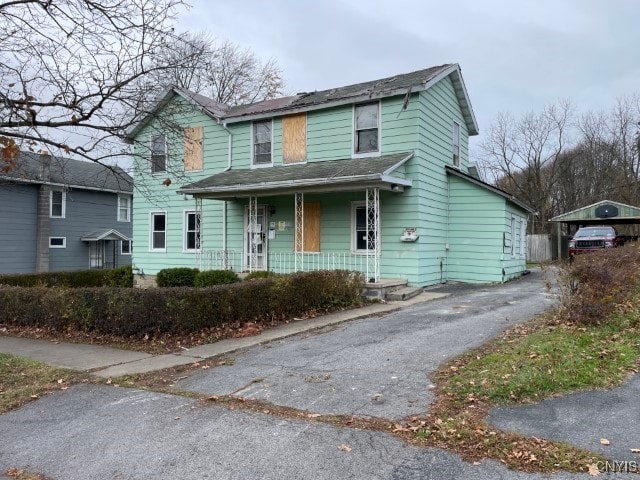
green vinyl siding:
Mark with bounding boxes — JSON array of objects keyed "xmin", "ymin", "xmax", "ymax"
[
  {"xmin": 130, "ymin": 73, "xmax": 528, "ymax": 287},
  {"xmin": 502, "ymin": 203, "xmax": 528, "ymax": 280},
  {"xmin": 447, "ymin": 175, "xmax": 505, "ymax": 283},
  {"xmin": 131, "ymin": 96, "xmax": 228, "ymax": 275}
]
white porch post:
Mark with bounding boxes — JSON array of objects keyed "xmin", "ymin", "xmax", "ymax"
[
  {"xmin": 294, "ymin": 192, "xmax": 304, "ymax": 271},
  {"xmin": 248, "ymin": 195, "xmax": 258, "ymax": 272},
  {"xmin": 366, "ymin": 187, "xmax": 380, "ymax": 283},
  {"xmin": 195, "ymin": 197, "xmax": 203, "ymax": 270}
]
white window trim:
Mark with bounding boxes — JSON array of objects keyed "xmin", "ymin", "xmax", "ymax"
[
  {"xmin": 49, "ymin": 190, "xmax": 66, "ymax": 218},
  {"xmin": 182, "ymin": 209, "xmax": 201, "ymax": 253},
  {"xmin": 121, "ymin": 239, "xmax": 132, "ymax": 255},
  {"xmin": 117, "ymin": 195, "xmax": 131, "ymax": 222},
  {"xmin": 510, "ymin": 215, "xmax": 516, "ymax": 257},
  {"xmin": 251, "ymin": 119, "xmax": 274, "ymax": 168},
  {"xmin": 352, "ymin": 101, "xmax": 381, "ymax": 159},
  {"xmin": 520, "ymin": 219, "xmax": 527, "ymax": 259},
  {"xmin": 350, "ymin": 201, "xmax": 380, "ymax": 254},
  {"xmin": 150, "ymin": 134, "xmax": 168, "ymax": 175},
  {"xmin": 149, "ymin": 211, "xmax": 167, "ymax": 252},
  {"xmin": 452, "ymin": 120, "xmax": 461, "ymax": 168},
  {"xmin": 49, "ymin": 236, "xmax": 66, "ymax": 248}
]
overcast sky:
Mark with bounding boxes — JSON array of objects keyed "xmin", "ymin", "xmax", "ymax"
[{"xmin": 178, "ymin": 0, "xmax": 639, "ymax": 160}]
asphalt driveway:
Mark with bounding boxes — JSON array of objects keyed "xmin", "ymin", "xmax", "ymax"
[
  {"xmin": 177, "ymin": 270, "xmax": 558, "ymax": 419},
  {"xmin": 10, "ymin": 269, "xmax": 629, "ymax": 479}
]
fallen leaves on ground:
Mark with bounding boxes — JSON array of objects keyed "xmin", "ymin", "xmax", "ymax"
[
  {"xmin": 599, "ymin": 438, "xmax": 610, "ymax": 446},
  {"xmin": 588, "ymin": 463, "xmax": 600, "ymax": 476},
  {"xmin": 338, "ymin": 444, "xmax": 352, "ymax": 452}
]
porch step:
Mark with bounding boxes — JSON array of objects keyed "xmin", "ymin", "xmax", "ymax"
[
  {"xmin": 385, "ymin": 286, "xmax": 423, "ymax": 302},
  {"xmin": 361, "ymin": 278, "xmax": 407, "ymax": 301}
]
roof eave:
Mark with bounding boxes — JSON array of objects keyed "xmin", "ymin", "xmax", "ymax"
[
  {"xmin": 177, "ymin": 173, "xmax": 412, "ymax": 198},
  {"xmin": 124, "ymin": 87, "xmax": 223, "ymax": 142},
  {"xmin": 445, "ymin": 166, "xmax": 534, "ymax": 213}
]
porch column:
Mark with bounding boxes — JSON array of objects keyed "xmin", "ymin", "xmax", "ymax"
[
  {"xmin": 294, "ymin": 192, "xmax": 304, "ymax": 271},
  {"xmin": 195, "ymin": 197, "xmax": 203, "ymax": 270},
  {"xmin": 248, "ymin": 196, "xmax": 258, "ymax": 272},
  {"xmin": 366, "ymin": 187, "xmax": 380, "ymax": 283}
]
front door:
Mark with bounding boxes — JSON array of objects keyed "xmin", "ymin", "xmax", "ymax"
[
  {"xmin": 244, "ymin": 205, "xmax": 267, "ymax": 271},
  {"xmin": 89, "ymin": 241, "xmax": 104, "ymax": 269}
]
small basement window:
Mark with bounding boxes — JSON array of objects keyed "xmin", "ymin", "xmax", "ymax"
[{"xmin": 49, "ymin": 237, "xmax": 66, "ymax": 248}]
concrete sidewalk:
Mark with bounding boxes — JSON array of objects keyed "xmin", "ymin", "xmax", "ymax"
[{"xmin": 0, "ymin": 291, "xmax": 448, "ymax": 378}]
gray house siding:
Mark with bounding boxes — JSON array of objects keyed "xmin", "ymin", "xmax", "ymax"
[
  {"xmin": 49, "ymin": 189, "xmax": 132, "ymax": 271},
  {"xmin": 0, "ymin": 183, "xmax": 38, "ymax": 274}
]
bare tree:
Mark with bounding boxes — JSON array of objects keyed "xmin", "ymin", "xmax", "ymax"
[
  {"xmin": 480, "ymin": 100, "xmax": 574, "ymax": 233},
  {"xmin": 151, "ymin": 34, "xmax": 284, "ymax": 106},
  {"xmin": 0, "ymin": 0, "xmax": 194, "ymax": 166}
]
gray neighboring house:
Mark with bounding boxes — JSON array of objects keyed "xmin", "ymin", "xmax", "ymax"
[{"xmin": 0, "ymin": 152, "xmax": 133, "ymax": 274}]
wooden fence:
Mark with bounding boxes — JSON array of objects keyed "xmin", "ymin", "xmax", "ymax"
[{"xmin": 527, "ymin": 234, "xmax": 552, "ymax": 262}]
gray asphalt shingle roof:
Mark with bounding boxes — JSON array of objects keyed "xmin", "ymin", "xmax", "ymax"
[
  {"xmin": 222, "ymin": 64, "xmax": 452, "ymax": 119},
  {"xmin": 0, "ymin": 152, "xmax": 133, "ymax": 193},
  {"xmin": 179, "ymin": 152, "xmax": 413, "ymax": 195}
]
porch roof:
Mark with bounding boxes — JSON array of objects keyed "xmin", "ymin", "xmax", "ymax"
[
  {"xmin": 178, "ymin": 152, "xmax": 414, "ymax": 199},
  {"xmin": 81, "ymin": 229, "xmax": 130, "ymax": 242}
]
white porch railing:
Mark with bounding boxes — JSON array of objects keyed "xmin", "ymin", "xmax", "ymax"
[{"xmin": 197, "ymin": 249, "xmax": 376, "ymax": 279}]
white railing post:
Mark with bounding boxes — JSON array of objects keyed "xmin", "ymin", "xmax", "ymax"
[
  {"xmin": 295, "ymin": 192, "xmax": 304, "ymax": 271},
  {"xmin": 248, "ymin": 196, "xmax": 258, "ymax": 273},
  {"xmin": 366, "ymin": 188, "xmax": 380, "ymax": 283},
  {"xmin": 195, "ymin": 197, "xmax": 203, "ymax": 270}
]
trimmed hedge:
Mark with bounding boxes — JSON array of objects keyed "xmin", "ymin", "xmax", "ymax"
[
  {"xmin": 0, "ymin": 269, "xmax": 111, "ymax": 288},
  {"xmin": 0, "ymin": 270, "xmax": 364, "ymax": 337},
  {"xmin": 244, "ymin": 271, "xmax": 280, "ymax": 281},
  {"xmin": 156, "ymin": 268, "xmax": 200, "ymax": 287},
  {"xmin": 105, "ymin": 265, "xmax": 134, "ymax": 288},
  {"xmin": 194, "ymin": 270, "xmax": 239, "ymax": 287}
]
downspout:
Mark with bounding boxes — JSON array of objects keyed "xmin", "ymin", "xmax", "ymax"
[{"xmin": 220, "ymin": 121, "xmax": 233, "ymax": 254}]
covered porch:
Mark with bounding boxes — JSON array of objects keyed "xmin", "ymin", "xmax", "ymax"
[{"xmin": 178, "ymin": 153, "xmax": 414, "ymax": 283}]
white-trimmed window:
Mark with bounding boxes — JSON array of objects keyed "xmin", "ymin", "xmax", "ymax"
[
  {"xmin": 118, "ymin": 195, "xmax": 131, "ymax": 222},
  {"xmin": 150, "ymin": 212, "xmax": 167, "ymax": 251},
  {"xmin": 50, "ymin": 190, "xmax": 66, "ymax": 218},
  {"xmin": 510, "ymin": 216, "xmax": 516, "ymax": 257},
  {"xmin": 252, "ymin": 120, "xmax": 272, "ymax": 166},
  {"xmin": 354, "ymin": 103, "xmax": 379, "ymax": 155},
  {"xmin": 520, "ymin": 219, "xmax": 527, "ymax": 258},
  {"xmin": 184, "ymin": 211, "xmax": 201, "ymax": 252},
  {"xmin": 49, "ymin": 237, "xmax": 66, "ymax": 248},
  {"xmin": 151, "ymin": 134, "xmax": 167, "ymax": 173},
  {"xmin": 121, "ymin": 239, "xmax": 132, "ymax": 255},
  {"xmin": 352, "ymin": 203, "xmax": 374, "ymax": 252},
  {"xmin": 452, "ymin": 121, "xmax": 461, "ymax": 167}
]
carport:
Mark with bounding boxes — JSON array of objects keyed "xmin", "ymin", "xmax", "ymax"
[{"xmin": 549, "ymin": 200, "xmax": 640, "ymax": 258}]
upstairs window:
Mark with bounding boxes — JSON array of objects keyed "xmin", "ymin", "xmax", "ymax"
[
  {"xmin": 354, "ymin": 103, "xmax": 379, "ymax": 155},
  {"xmin": 253, "ymin": 120, "xmax": 272, "ymax": 166},
  {"xmin": 118, "ymin": 195, "xmax": 131, "ymax": 222},
  {"xmin": 151, "ymin": 134, "xmax": 167, "ymax": 173},
  {"xmin": 452, "ymin": 121, "xmax": 461, "ymax": 167},
  {"xmin": 50, "ymin": 190, "xmax": 66, "ymax": 218}
]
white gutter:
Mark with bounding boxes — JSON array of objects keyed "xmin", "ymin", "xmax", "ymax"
[{"xmin": 178, "ymin": 173, "xmax": 412, "ymax": 195}]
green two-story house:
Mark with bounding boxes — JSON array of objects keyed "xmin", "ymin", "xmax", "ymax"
[{"xmin": 126, "ymin": 63, "xmax": 532, "ymax": 288}]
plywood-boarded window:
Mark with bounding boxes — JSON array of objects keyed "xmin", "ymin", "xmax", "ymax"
[
  {"xmin": 184, "ymin": 126, "xmax": 203, "ymax": 171},
  {"xmin": 295, "ymin": 202, "xmax": 320, "ymax": 252},
  {"xmin": 282, "ymin": 113, "xmax": 306, "ymax": 164}
]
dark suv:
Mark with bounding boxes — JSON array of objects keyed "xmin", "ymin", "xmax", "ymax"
[{"xmin": 568, "ymin": 226, "xmax": 625, "ymax": 256}]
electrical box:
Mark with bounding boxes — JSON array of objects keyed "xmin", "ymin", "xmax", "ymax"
[{"xmin": 400, "ymin": 227, "xmax": 419, "ymax": 242}]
